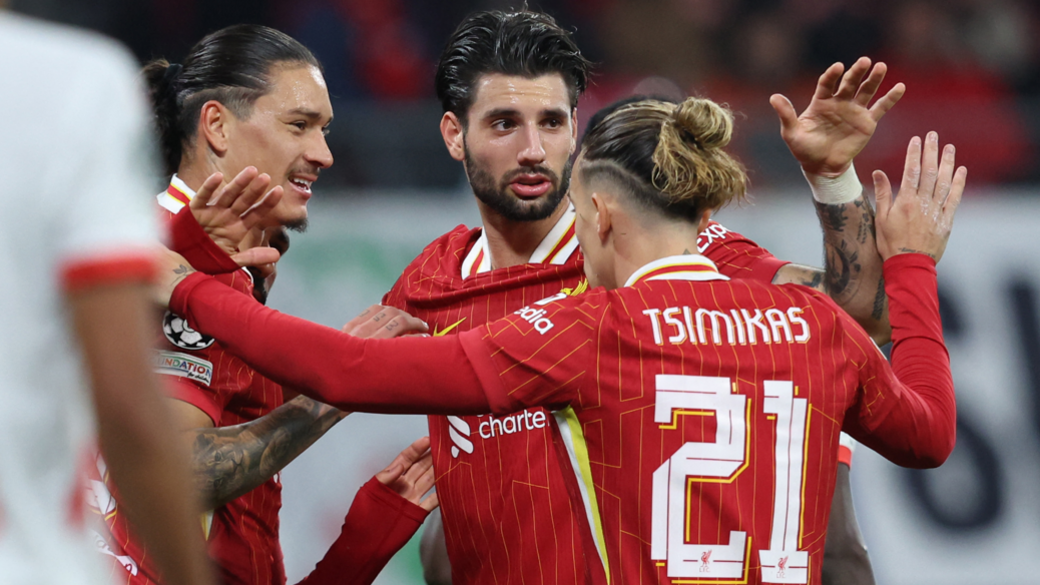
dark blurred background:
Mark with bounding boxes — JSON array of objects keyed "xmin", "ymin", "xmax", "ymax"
[{"xmin": 14, "ymin": 0, "xmax": 1039, "ymax": 190}]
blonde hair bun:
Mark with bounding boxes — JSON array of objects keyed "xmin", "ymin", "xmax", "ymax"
[{"xmin": 672, "ymin": 98, "xmax": 734, "ymax": 150}]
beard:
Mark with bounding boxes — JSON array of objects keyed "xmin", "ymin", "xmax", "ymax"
[{"xmin": 464, "ymin": 146, "xmax": 571, "ymax": 223}]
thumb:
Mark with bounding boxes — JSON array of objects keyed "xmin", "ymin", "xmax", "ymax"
[
  {"xmin": 769, "ymin": 94, "xmax": 798, "ymax": 134},
  {"xmin": 231, "ymin": 247, "xmax": 280, "ymax": 268},
  {"xmin": 872, "ymin": 170, "xmax": 893, "ymax": 219}
]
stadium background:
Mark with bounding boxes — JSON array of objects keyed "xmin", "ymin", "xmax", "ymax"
[{"xmin": 13, "ymin": 0, "xmax": 1036, "ymax": 582}]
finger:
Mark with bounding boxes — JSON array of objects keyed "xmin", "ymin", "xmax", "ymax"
[
  {"xmin": 868, "ymin": 82, "xmax": 905, "ymax": 121},
  {"xmin": 917, "ymin": 131, "xmax": 940, "ymax": 202},
  {"xmin": 239, "ymin": 186, "xmax": 284, "ymax": 232},
  {"xmin": 346, "ymin": 307, "xmax": 401, "ymax": 338},
  {"xmin": 342, "ymin": 304, "xmax": 383, "ymax": 333},
  {"xmin": 872, "ymin": 170, "xmax": 893, "ymax": 219},
  {"xmin": 836, "ymin": 56, "xmax": 871, "ymax": 100},
  {"xmin": 229, "ymin": 174, "xmax": 273, "ymax": 216},
  {"xmin": 212, "ymin": 166, "xmax": 259, "ymax": 209},
  {"xmin": 768, "ymin": 94, "xmax": 798, "ymax": 134},
  {"xmin": 854, "ymin": 60, "xmax": 886, "ymax": 106},
  {"xmin": 190, "ymin": 173, "xmax": 224, "ymax": 209},
  {"xmin": 375, "ymin": 462, "xmax": 404, "ymax": 485},
  {"xmin": 230, "ymin": 247, "xmax": 280, "ymax": 268},
  {"xmin": 814, "ymin": 62, "xmax": 845, "ymax": 99},
  {"xmin": 935, "ymin": 144, "xmax": 957, "ymax": 206},
  {"xmin": 900, "ymin": 136, "xmax": 923, "ymax": 193},
  {"xmin": 942, "ymin": 166, "xmax": 967, "ymax": 227},
  {"xmin": 402, "ymin": 451, "xmax": 435, "ymax": 486},
  {"xmin": 420, "ymin": 490, "xmax": 440, "ymax": 513},
  {"xmin": 375, "ymin": 314, "xmax": 430, "ymax": 339}
]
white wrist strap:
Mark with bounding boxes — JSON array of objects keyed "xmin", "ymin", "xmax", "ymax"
[{"xmin": 804, "ymin": 163, "xmax": 862, "ymax": 205}]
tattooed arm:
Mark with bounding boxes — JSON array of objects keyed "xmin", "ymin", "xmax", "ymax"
[
  {"xmin": 175, "ymin": 304, "xmax": 427, "ymax": 510},
  {"xmin": 777, "ymin": 194, "xmax": 889, "ymax": 343},
  {"xmin": 769, "ymin": 56, "xmax": 905, "ymax": 344},
  {"xmin": 191, "ymin": 395, "xmax": 347, "ymax": 508}
]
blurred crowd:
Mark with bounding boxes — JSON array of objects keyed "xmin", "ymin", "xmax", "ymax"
[{"xmin": 14, "ymin": 0, "xmax": 1040, "ymax": 186}]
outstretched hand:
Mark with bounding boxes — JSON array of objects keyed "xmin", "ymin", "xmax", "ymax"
[
  {"xmin": 342, "ymin": 304, "xmax": 430, "ymax": 339},
  {"xmin": 189, "ymin": 167, "xmax": 283, "ymax": 256},
  {"xmin": 874, "ymin": 132, "xmax": 966, "ymax": 263},
  {"xmin": 376, "ymin": 436, "xmax": 439, "ymax": 512},
  {"xmin": 771, "ymin": 57, "xmax": 905, "ymax": 177}
]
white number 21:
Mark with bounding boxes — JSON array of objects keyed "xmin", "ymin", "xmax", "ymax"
[{"xmin": 650, "ymin": 375, "xmax": 810, "ymax": 583}]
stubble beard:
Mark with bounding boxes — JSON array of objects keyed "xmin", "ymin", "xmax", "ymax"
[{"xmin": 464, "ymin": 146, "xmax": 571, "ymax": 223}]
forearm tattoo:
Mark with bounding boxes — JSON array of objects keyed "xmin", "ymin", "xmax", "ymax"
[{"xmin": 191, "ymin": 396, "xmax": 346, "ymax": 508}]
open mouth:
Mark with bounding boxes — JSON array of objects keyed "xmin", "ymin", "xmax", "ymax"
[
  {"xmin": 288, "ymin": 175, "xmax": 315, "ymax": 196},
  {"xmin": 509, "ymin": 174, "xmax": 552, "ymax": 198}
]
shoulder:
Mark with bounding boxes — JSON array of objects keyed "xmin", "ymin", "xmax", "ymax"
[
  {"xmin": 385, "ymin": 224, "xmax": 476, "ymax": 301},
  {"xmin": 0, "ymin": 13, "xmax": 139, "ymax": 97}
]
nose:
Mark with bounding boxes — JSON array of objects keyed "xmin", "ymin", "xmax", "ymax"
[
  {"xmin": 307, "ymin": 132, "xmax": 334, "ymax": 169},
  {"xmin": 517, "ymin": 122, "xmax": 546, "ymax": 167}
]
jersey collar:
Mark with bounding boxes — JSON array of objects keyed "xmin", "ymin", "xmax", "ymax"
[
  {"xmin": 624, "ymin": 254, "xmax": 730, "ymax": 287},
  {"xmin": 156, "ymin": 174, "xmax": 195, "ymax": 213},
  {"xmin": 461, "ymin": 204, "xmax": 579, "ymax": 279}
]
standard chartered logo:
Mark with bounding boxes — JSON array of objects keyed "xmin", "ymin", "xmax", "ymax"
[
  {"xmin": 446, "ymin": 411, "xmax": 549, "ymax": 458},
  {"xmin": 447, "ymin": 416, "xmax": 474, "ymax": 458}
]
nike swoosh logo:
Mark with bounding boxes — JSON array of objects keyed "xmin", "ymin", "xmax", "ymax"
[{"xmin": 433, "ymin": 318, "xmax": 466, "ymax": 337}]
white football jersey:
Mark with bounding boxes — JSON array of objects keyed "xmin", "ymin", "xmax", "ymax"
[{"xmin": 0, "ymin": 12, "xmax": 157, "ymax": 584}]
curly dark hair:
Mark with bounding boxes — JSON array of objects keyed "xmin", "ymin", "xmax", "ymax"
[{"xmin": 435, "ymin": 9, "xmax": 591, "ymax": 125}]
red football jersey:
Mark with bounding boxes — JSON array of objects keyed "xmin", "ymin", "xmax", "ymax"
[
  {"xmin": 453, "ymin": 254, "xmax": 952, "ymax": 585},
  {"xmin": 168, "ymin": 250, "xmax": 952, "ymax": 585},
  {"xmin": 90, "ymin": 178, "xmax": 285, "ymax": 585},
  {"xmin": 383, "ymin": 211, "xmax": 789, "ymax": 584}
]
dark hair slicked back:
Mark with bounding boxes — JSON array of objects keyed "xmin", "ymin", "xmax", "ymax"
[
  {"xmin": 435, "ymin": 10, "xmax": 590, "ymax": 123},
  {"xmin": 142, "ymin": 24, "xmax": 322, "ymax": 176}
]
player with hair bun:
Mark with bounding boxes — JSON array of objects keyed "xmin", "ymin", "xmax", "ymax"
[
  {"xmin": 156, "ymin": 93, "xmax": 966, "ymax": 585},
  {"xmin": 88, "ymin": 23, "xmax": 438, "ymax": 585}
]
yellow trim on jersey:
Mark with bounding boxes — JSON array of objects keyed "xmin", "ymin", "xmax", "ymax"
[
  {"xmin": 556, "ymin": 406, "xmax": 612, "ymax": 584},
  {"xmin": 624, "ymin": 254, "xmax": 724, "ymax": 287}
]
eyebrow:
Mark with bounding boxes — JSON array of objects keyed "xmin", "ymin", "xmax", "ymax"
[
  {"xmin": 483, "ymin": 107, "xmax": 570, "ymax": 121},
  {"xmin": 288, "ymin": 108, "xmax": 333, "ymax": 124}
]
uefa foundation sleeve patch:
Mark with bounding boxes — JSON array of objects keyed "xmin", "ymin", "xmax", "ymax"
[{"xmin": 154, "ymin": 350, "xmax": 214, "ymax": 386}]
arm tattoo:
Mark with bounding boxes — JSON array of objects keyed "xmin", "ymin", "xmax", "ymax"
[
  {"xmin": 191, "ymin": 395, "xmax": 347, "ymax": 508},
  {"xmin": 871, "ymin": 276, "xmax": 886, "ymax": 321}
]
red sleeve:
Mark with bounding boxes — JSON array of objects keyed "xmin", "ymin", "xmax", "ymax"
[
  {"xmin": 842, "ymin": 254, "xmax": 955, "ymax": 468},
  {"xmin": 296, "ymin": 477, "xmax": 430, "ymax": 585},
  {"xmin": 170, "ymin": 273, "xmax": 490, "ymax": 415},
  {"xmin": 160, "ymin": 376, "xmax": 223, "ymax": 425},
  {"xmin": 698, "ymin": 221, "xmax": 789, "ymax": 282},
  {"xmin": 457, "ymin": 293, "xmax": 599, "ymax": 414},
  {"xmin": 166, "ymin": 206, "xmax": 240, "ymax": 274}
]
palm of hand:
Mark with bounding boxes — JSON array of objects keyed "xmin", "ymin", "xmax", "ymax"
[{"xmin": 786, "ymin": 100, "xmax": 877, "ymax": 177}]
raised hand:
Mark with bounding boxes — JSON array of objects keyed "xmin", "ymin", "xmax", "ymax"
[
  {"xmin": 770, "ymin": 57, "xmax": 905, "ymax": 177},
  {"xmin": 375, "ymin": 436, "xmax": 439, "ymax": 512},
  {"xmin": 189, "ymin": 167, "xmax": 283, "ymax": 256},
  {"xmin": 342, "ymin": 304, "xmax": 430, "ymax": 339},
  {"xmin": 873, "ymin": 132, "xmax": 967, "ymax": 262}
]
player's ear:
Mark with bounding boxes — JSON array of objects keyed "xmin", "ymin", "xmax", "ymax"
[
  {"xmin": 569, "ymin": 108, "xmax": 578, "ymax": 154},
  {"xmin": 440, "ymin": 112, "xmax": 465, "ymax": 162},
  {"xmin": 591, "ymin": 191, "xmax": 612, "ymax": 243},
  {"xmin": 696, "ymin": 209, "xmax": 712, "ymax": 234},
  {"xmin": 199, "ymin": 100, "xmax": 230, "ymax": 156}
]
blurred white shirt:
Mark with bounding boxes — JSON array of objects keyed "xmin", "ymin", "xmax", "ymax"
[{"xmin": 0, "ymin": 11, "xmax": 157, "ymax": 584}]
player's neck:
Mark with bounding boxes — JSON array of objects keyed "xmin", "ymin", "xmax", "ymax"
[
  {"xmin": 477, "ymin": 200, "xmax": 569, "ymax": 269},
  {"xmin": 175, "ymin": 161, "xmax": 220, "ymax": 195},
  {"xmin": 612, "ymin": 223, "xmax": 704, "ymax": 288}
]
